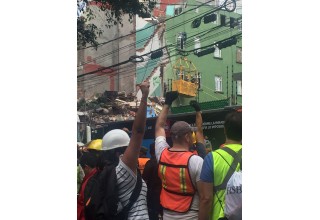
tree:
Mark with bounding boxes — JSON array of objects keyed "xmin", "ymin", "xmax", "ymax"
[{"xmin": 77, "ymin": 0, "xmax": 156, "ymax": 50}]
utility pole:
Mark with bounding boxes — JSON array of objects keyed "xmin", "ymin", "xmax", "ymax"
[
  {"xmin": 117, "ymin": 22, "xmax": 120, "ymax": 92},
  {"xmin": 231, "ymin": 64, "xmax": 234, "ymax": 105},
  {"xmin": 226, "ymin": 66, "xmax": 229, "ymax": 100},
  {"xmin": 77, "ymin": 48, "xmax": 85, "ymax": 99}
]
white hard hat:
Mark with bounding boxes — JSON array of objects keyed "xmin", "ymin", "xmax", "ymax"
[{"xmin": 102, "ymin": 129, "xmax": 130, "ymax": 151}]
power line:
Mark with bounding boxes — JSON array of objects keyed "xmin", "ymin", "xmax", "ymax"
[
  {"xmin": 78, "ymin": 3, "xmax": 240, "ymax": 67},
  {"xmin": 78, "ymin": 28, "xmax": 241, "ymax": 84},
  {"xmin": 77, "ymin": 24, "xmax": 162, "ymax": 67},
  {"xmin": 78, "ymin": 0, "xmax": 216, "ymax": 51},
  {"xmin": 79, "ymin": 51, "xmax": 167, "ymax": 86},
  {"xmin": 78, "ymin": 32, "xmax": 242, "ymax": 88},
  {"xmin": 78, "ymin": 8, "xmax": 238, "ymax": 68},
  {"xmin": 77, "ymin": 45, "xmax": 170, "ymax": 78},
  {"xmin": 78, "ymin": 18, "xmax": 242, "ymax": 85},
  {"xmin": 77, "ymin": 5, "xmax": 216, "ymax": 66},
  {"xmin": 78, "ymin": 51, "xmax": 173, "ymax": 89}
]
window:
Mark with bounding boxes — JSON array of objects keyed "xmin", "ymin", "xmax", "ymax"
[
  {"xmin": 177, "ymin": 35, "xmax": 183, "ymax": 49},
  {"xmin": 213, "ymin": 43, "xmax": 221, "ymax": 58},
  {"xmin": 177, "ymin": 32, "xmax": 187, "ymax": 50},
  {"xmin": 174, "ymin": 7, "xmax": 182, "ymax": 16},
  {"xmin": 238, "ymin": 20, "xmax": 242, "ymax": 31},
  {"xmin": 204, "ymin": 13, "xmax": 217, "ymax": 23},
  {"xmin": 213, "ymin": 12, "xmax": 219, "ymax": 25},
  {"xmin": 236, "ymin": 47, "xmax": 242, "ymax": 63},
  {"xmin": 237, "ymin": 80, "xmax": 242, "ymax": 95},
  {"xmin": 220, "ymin": 14, "xmax": 226, "ymax": 26},
  {"xmin": 194, "ymin": 37, "xmax": 201, "ymax": 54},
  {"xmin": 230, "ymin": 17, "xmax": 236, "ymax": 28},
  {"xmin": 215, "ymin": 76, "xmax": 223, "ymax": 92}
]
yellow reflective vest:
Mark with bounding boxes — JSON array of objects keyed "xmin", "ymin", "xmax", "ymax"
[{"xmin": 211, "ymin": 144, "xmax": 242, "ymax": 220}]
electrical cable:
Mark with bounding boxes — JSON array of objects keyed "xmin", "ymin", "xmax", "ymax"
[
  {"xmin": 77, "ymin": 7, "xmax": 217, "ymax": 67},
  {"xmin": 78, "ymin": 14, "xmax": 241, "ymax": 70},
  {"xmin": 78, "ymin": 52, "xmax": 170, "ymax": 89},
  {"xmin": 78, "ymin": 0, "xmax": 215, "ymax": 51},
  {"xmin": 79, "ymin": 51, "xmax": 172, "ymax": 89},
  {"xmin": 77, "ymin": 2, "xmax": 241, "ymax": 68},
  {"xmin": 77, "ymin": 44, "xmax": 170, "ymax": 78},
  {"xmin": 79, "ymin": 25, "xmax": 241, "ymax": 90},
  {"xmin": 77, "ymin": 24, "xmax": 162, "ymax": 67},
  {"xmin": 80, "ymin": 29, "xmax": 240, "ymax": 87}
]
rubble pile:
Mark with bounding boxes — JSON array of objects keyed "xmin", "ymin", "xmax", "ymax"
[{"xmin": 77, "ymin": 90, "xmax": 164, "ymax": 126}]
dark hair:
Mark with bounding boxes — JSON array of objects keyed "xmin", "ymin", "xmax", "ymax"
[
  {"xmin": 80, "ymin": 152, "xmax": 98, "ymax": 169},
  {"xmin": 224, "ymin": 111, "xmax": 242, "ymax": 141},
  {"xmin": 88, "ymin": 149, "xmax": 102, "ymax": 160},
  {"xmin": 97, "ymin": 147, "xmax": 127, "ymax": 170}
]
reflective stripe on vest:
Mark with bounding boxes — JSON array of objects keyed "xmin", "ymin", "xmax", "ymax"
[
  {"xmin": 158, "ymin": 148, "xmax": 195, "ymax": 213},
  {"xmin": 212, "ymin": 144, "xmax": 242, "ymax": 220}
]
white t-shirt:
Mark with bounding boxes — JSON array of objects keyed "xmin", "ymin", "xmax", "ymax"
[
  {"xmin": 155, "ymin": 136, "xmax": 204, "ymax": 219},
  {"xmin": 116, "ymin": 158, "xmax": 149, "ymax": 219}
]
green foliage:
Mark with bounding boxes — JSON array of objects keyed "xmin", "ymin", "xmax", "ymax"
[
  {"xmin": 77, "ymin": 0, "xmax": 156, "ymax": 49},
  {"xmin": 77, "ymin": 17, "xmax": 103, "ymax": 50}
]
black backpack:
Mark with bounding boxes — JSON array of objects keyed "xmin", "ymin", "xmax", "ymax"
[{"xmin": 84, "ymin": 161, "xmax": 142, "ymax": 220}]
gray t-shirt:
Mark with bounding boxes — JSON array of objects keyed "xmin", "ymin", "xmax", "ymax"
[
  {"xmin": 155, "ymin": 136, "xmax": 204, "ymax": 219},
  {"xmin": 116, "ymin": 158, "xmax": 149, "ymax": 219}
]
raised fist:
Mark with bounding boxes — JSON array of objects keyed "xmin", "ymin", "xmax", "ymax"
[
  {"xmin": 138, "ymin": 80, "xmax": 150, "ymax": 96},
  {"xmin": 190, "ymin": 100, "xmax": 201, "ymax": 112},
  {"xmin": 164, "ymin": 91, "xmax": 179, "ymax": 106}
]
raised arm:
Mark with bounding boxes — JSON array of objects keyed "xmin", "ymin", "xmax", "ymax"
[
  {"xmin": 190, "ymin": 100, "xmax": 205, "ymax": 145},
  {"xmin": 122, "ymin": 80, "xmax": 150, "ymax": 173},
  {"xmin": 155, "ymin": 91, "xmax": 179, "ymax": 138}
]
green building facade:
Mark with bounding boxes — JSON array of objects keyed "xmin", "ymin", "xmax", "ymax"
[{"xmin": 163, "ymin": 0, "xmax": 242, "ymax": 113}]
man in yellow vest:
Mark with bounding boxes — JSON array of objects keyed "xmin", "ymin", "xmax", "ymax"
[
  {"xmin": 155, "ymin": 91, "xmax": 204, "ymax": 219},
  {"xmin": 198, "ymin": 111, "xmax": 242, "ymax": 220}
]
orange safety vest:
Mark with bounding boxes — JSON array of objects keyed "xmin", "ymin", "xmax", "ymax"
[
  {"xmin": 158, "ymin": 148, "xmax": 195, "ymax": 213},
  {"xmin": 138, "ymin": 157, "xmax": 150, "ymax": 174}
]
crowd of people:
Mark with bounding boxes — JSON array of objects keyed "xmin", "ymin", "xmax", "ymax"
[{"xmin": 77, "ymin": 81, "xmax": 242, "ymax": 220}]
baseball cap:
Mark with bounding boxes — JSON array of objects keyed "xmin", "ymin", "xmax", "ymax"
[{"xmin": 170, "ymin": 121, "xmax": 197, "ymax": 137}]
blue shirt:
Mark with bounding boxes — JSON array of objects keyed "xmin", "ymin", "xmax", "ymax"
[{"xmin": 200, "ymin": 152, "xmax": 214, "ymax": 183}]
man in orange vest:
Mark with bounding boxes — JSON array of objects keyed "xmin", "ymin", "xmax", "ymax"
[
  {"xmin": 155, "ymin": 91, "xmax": 204, "ymax": 219},
  {"xmin": 138, "ymin": 146, "xmax": 150, "ymax": 174}
]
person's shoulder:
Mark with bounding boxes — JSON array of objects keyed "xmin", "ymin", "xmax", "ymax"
[
  {"xmin": 189, "ymin": 154, "xmax": 204, "ymax": 163},
  {"xmin": 203, "ymin": 151, "xmax": 213, "ymax": 162},
  {"xmin": 116, "ymin": 158, "xmax": 135, "ymax": 176},
  {"xmin": 155, "ymin": 136, "xmax": 168, "ymax": 145}
]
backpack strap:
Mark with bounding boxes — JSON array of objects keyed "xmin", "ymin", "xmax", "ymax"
[
  {"xmin": 214, "ymin": 148, "xmax": 242, "ymax": 192},
  {"xmin": 117, "ymin": 170, "xmax": 143, "ymax": 219}
]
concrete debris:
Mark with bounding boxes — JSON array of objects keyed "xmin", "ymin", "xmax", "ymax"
[{"xmin": 77, "ymin": 90, "xmax": 162, "ymax": 126}]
